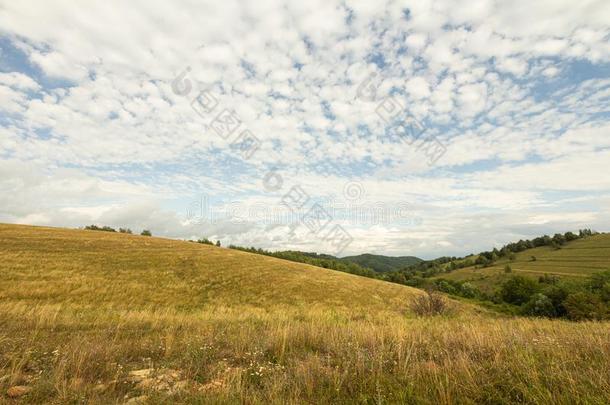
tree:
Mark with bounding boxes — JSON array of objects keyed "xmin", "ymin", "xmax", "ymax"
[
  {"xmin": 84, "ymin": 225, "xmax": 116, "ymax": 232},
  {"xmin": 521, "ymin": 293, "xmax": 556, "ymax": 317},
  {"xmin": 543, "ymin": 285, "xmax": 570, "ymax": 317},
  {"xmin": 215, "ymin": 240, "xmax": 221, "ymax": 247},
  {"xmin": 579, "ymin": 229, "xmax": 593, "ymax": 238},
  {"xmin": 564, "ymin": 231, "xmax": 578, "ymax": 242},
  {"xmin": 499, "ymin": 276, "xmax": 539, "ymax": 305},
  {"xmin": 460, "ymin": 282, "xmax": 478, "ymax": 298},
  {"xmin": 141, "ymin": 229, "xmax": 152, "ymax": 236},
  {"xmin": 589, "ymin": 270, "xmax": 610, "ymax": 291},
  {"xmin": 552, "ymin": 233, "xmax": 566, "ymax": 246},
  {"xmin": 589, "ymin": 270, "xmax": 610, "ymax": 302},
  {"xmin": 564, "ymin": 292, "xmax": 607, "ymax": 321},
  {"xmin": 435, "ymin": 280, "xmax": 457, "ymax": 294},
  {"xmin": 601, "ymin": 283, "xmax": 610, "ymax": 303},
  {"xmin": 538, "ymin": 274, "xmax": 559, "ymax": 284}
]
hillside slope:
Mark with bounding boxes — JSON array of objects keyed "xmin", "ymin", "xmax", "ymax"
[
  {"xmin": 1, "ymin": 224, "xmax": 609, "ymax": 404},
  {"xmin": 432, "ymin": 233, "xmax": 610, "ymax": 293},
  {"xmin": 0, "ymin": 224, "xmax": 420, "ymax": 312},
  {"xmin": 340, "ymin": 253, "xmax": 422, "ymax": 272}
]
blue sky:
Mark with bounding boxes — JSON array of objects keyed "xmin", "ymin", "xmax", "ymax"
[{"xmin": 0, "ymin": 0, "xmax": 609, "ymax": 259}]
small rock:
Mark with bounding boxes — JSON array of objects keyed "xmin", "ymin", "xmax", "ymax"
[
  {"xmin": 198, "ymin": 378, "xmax": 224, "ymax": 392},
  {"xmin": 93, "ymin": 383, "xmax": 107, "ymax": 392},
  {"xmin": 172, "ymin": 380, "xmax": 188, "ymax": 391},
  {"xmin": 125, "ymin": 395, "xmax": 148, "ymax": 404},
  {"xmin": 128, "ymin": 369, "xmax": 153, "ymax": 382},
  {"xmin": 6, "ymin": 386, "xmax": 31, "ymax": 398},
  {"xmin": 135, "ymin": 378, "xmax": 155, "ymax": 390}
]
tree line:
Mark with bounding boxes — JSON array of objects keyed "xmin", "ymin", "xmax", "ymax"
[{"xmin": 83, "ymin": 225, "xmax": 152, "ymax": 236}]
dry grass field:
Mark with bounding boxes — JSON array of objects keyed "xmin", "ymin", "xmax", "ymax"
[{"xmin": 1, "ymin": 224, "xmax": 609, "ymax": 404}]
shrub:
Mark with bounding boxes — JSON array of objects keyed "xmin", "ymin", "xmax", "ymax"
[
  {"xmin": 589, "ymin": 270, "xmax": 610, "ymax": 291},
  {"xmin": 564, "ymin": 292, "xmax": 607, "ymax": 321},
  {"xmin": 119, "ymin": 228, "xmax": 132, "ymax": 234},
  {"xmin": 601, "ymin": 283, "xmax": 610, "ymax": 303},
  {"xmin": 215, "ymin": 240, "xmax": 221, "ymax": 247},
  {"xmin": 538, "ymin": 274, "xmax": 559, "ymax": 284},
  {"xmin": 460, "ymin": 282, "xmax": 478, "ymax": 298},
  {"xmin": 405, "ymin": 276, "xmax": 425, "ymax": 288},
  {"xmin": 521, "ymin": 293, "xmax": 556, "ymax": 317},
  {"xmin": 435, "ymin": 280, "xmax": 458, "ymax": 295},
  {"xmin": 140, "ymin": 229, "xmax": 152, "ymax": 236},
  {"xmin": 410, "ymin": 290, "xmax": 451, "ymax": 316},
  {"xmin": 504, "ymin": 265, "xmax": 512, "ymax": 273},
  {"xmin": 542, "ymin": 285, "xmax": 570, "ymax": 317},
  {"xmin": 499, "ymin": 276, "xmax": 539, "ymax": 305},
  {"xmin": 84, "ymin": 225, "xmax": 116, "ymax": 232}
]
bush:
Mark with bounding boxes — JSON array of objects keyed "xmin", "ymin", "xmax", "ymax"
[
  {"xmin": 601, "ymin": 283, "xmax": 610, "ymax": 303},
  {"xmin": 119, "ymin": 228, "xmax": 132, "ymax": 234},
  {"xmin": 84, "ymin": 225, "xmax": 116, "ymax": 232},
  {"xmin": 521, "ymin": 293, "xmax": 556, "ymax": 317},
  {"xmin": 410, "ymin": 290, "xmax": 451, "ymax": 316},
  {"xmin": 435, "ymin": 280, "xmax": 458, "ymax": 295},
  {"xmin": 460, "ymin": 282, "xmax": 478, "ymax": 298},
  {"xmin": 140, "ymin": 229, "xmax": 152, "ymax": 236},
  {"xmin": 564, "ymin": 292, "xmax": 607, "ymax": 321},
  {"xmin": 542, "ymin": 285, "xmax": 570, "ymax": 317},
  {"xmin": 499, "ymin": 276, "xmax": 539, "ymax": 305},
  {"xmin": 589, "ymin": 270, "xmax": 610, "ymax": 287},
  {"xmin": 405, "ymin": 276, "xmax": 426, "ymax": 288},
  {"xmin": 538, "ymin": 274, "xmax": 559, "ymax": 284},
  {"xmin": 504, "ymin": 265, "xmax": 512, "ymax": 273}
]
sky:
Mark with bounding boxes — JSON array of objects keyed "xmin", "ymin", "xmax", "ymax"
[{"xmin": 0, "ymin": 0, "xmax": 609, "ymax": 259}]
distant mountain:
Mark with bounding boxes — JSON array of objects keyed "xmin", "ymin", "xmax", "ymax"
[
  {"xmin": 340, "ymin": 254, "xmax": 423, "ymax": 273},
  {"xmin": 222, "ymin": 247, "xmax": 422, "ymax": 275},
  {"xmin": 227, "ymin": 248, "xmax": 380, "ymax": 278}
]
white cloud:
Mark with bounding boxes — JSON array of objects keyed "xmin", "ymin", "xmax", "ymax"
[{"xmin": 0, "ymin": 0, "xmax": 608, "ymax": 257}]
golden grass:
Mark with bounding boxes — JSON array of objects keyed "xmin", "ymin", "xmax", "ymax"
[{"xmin": 1, "ymin": 224, "xmax": 609, "ymax": 404}]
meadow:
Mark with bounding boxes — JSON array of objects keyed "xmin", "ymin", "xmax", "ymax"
[
  {"xmin": 432, "ymin": 234, "xmax": 610, "ymax": 294},
  {"xmin": 1, "ymin": 224, "xmax": 609, "ymax": 404}
]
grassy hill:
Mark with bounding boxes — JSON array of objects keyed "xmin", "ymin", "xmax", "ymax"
[
  {"xmin": 340, "ymin": 253, "xmax": 422, "ymax": 272},
  {"xmin": 432, "ymin": 233, "xmax": 610, "ymax": 294},
  {"xmin": 1, "ymin": 224, "xmax": 609, "ymax": 404},
  {"xmin": 0, "ymin": 224, "xmax": 415, "ymax": 311}
]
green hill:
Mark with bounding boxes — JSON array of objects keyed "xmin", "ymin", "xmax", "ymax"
[
  {"xmin": 340, "ymin": 253, "xmax": 422, "ymax": 272},
  {"xmin": 431, "ymin": 233, "xmax": 610, "ymax": 294}
]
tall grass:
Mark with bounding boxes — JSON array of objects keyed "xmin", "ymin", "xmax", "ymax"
[
  {"xmin": 1, "ymin": 304, "xmax": 609, "ymax": 404},
  {"xmin": 1, "ymin": 224, "xmax": 609, "ymax": 403}
]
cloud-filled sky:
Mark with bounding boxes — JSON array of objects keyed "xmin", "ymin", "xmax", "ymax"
[{"xmin": 1, "ymin": 0, "xmax": 609, "ymax": 258}]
